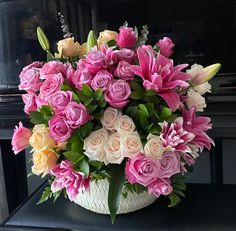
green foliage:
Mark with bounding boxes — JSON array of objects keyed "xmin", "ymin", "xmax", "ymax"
[
  {"xmin": 108, "ymin": 163, "xmax": 125, "ymax": 223},
  {"xmin": 74, "ymin": 159, "xmax": 90, "ymax": 176},
  {"xmin": 30, "ymin": 111, "xmax": 47, "ymax": 125},
  {"xmin": 63, "ymin": 151, "xmax": 84, "ymax": 163},
  {"xmin": 168, "ymin": 174, "xmax": 186, "ymax": 208},
  {"xmin": 129, "ymin": 80, "xmax": 143, "ymax": 100},
  {"xmin": 122, "ymin": 182, "xmax": 146, "ymax": 198},
  {"xmin": 37, "ymin": 186, "xmax": 62, "ymax": 205},
  {"xmin": 78, "ymin": 122, "xmax": 93, "ymax": 140},
  {"xmin": 107, "ymin": 39, "xmax": 117, "ymax": 47},
  {"xmin": 86, "ymin": 30, "xmax": 97, "ymax": 52},
  {"xmin": 37, "ymin": 26, "xmax": 50, "ymax": 51}
]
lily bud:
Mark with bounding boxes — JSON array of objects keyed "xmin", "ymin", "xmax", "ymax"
[
  {"xmin": 189, "ymin": 63, "xmax": 221, "ymax": 86},
  {"xmin": 37, "ymin": 27, "xmax": 50, "ymax": 51},
  {"xmin": 86, "ymin": 30, "xmax": 97, "ymax": 53}
]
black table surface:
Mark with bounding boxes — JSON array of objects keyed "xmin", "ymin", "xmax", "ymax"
[{"xmin": 1, "ymin": 182, "xmax": 236, "ymax": 231}]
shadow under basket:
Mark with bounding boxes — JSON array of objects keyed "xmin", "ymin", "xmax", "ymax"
[{"xmin": 75, "ymin": 179, "xmax": 157, "ymax": 214}]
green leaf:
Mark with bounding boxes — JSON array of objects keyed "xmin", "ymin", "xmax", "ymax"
[
  {"xmin": 61, "ymin": 84, "xmax": 72, "ymax": 91},
  {"xmin": 64, "ymin": 151, "xmax": 83, "ymax": 162},
  {"xmin": 39, "ymin": 105, "xmax": 53, "ymax": 117},
  {"xmin": 89, "ymin": 160, "xmax": 103, "ymax": 170},
  {"xmin": 82, "ymin": 84, "xmax": 94, "ymax": 98},
  {"xmin": 86, "ymin": 104, "xmax": 98, "ymax": 113},
  {"xmin": 71, "ymin": 140, "xmax": 83, "ymax": 153},
  {"xmin": 148, "ymin": 124, "xmax": 161, "ymax": 135},
  {"xmin": 37, "ymin": 26, "xmax": 50, "ymax": 51},
  {"xmin": 98, "ymin": 95, "xmax": 107, "ymax": 108},
  {"xmin": 144, "ymin": 90, "xmax": 156, "ymax": 97},
  {"xmin": 30, "ymin": 111, "xmax": 47, "ymax": 125},
  {"xmin": 86, "ymin": 30, "xmax": 97, "ymax": 52},
  {"xmin": 93, "ymin": 109, "xmax": 104, "ymax": 120},
  {"xmin": 129, "ymin": 91, "xmax": 142, "ymax": 100},
  {"xmin": 37, "ymin": 186, "xmax": 52, "ymax": 205},
  {"xmin": 77, "ymin": 159, "xmax": 90, "ymax": 176},
  {"xmin": 145, "ymin": 103, "xmax": 155, "ymax": 116},
  {"xmin": 130, "ymin": 81, "xmax": 143, "ymax": 100},
  {"xmin": 108, "ymin": 163, "xmax": 125, "ymax": 223},
  {"xmin": 107, "ymin": 39, "xmax": 117, "ymax": 47},
  {"xmin": 160, "ymin": 107, "xmax": 172, "ymax": 119},
  {"xmin": 46, "ymin": 51, "xmax": 55, "ymax": 61},
  {"xmin": 94, "ymin": 89, "xmax": 103, "ymax": 101},
  {"xmin": 136, "ymin": 110, "xmax": 148, "ymax": 128},
  {"xmin": 138, "ymin": 104, "xmax": 149, "ymax": 116},
  {"xmin": 72, "ymin": 91, "xmax": 80, "ymax": 103},
  {"xmin": 79, "ymin": 122, "xmax": 93, "ymax": 140}
]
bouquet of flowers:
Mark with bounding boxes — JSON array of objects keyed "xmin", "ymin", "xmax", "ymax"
[{"xmin": 11, "ymin": 22, "xmax": 220, "ymax": 223}]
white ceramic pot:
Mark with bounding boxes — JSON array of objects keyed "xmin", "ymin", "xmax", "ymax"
[{"xmin": 75, "ymin": 179, "xmax": 156, "ymax": 214}]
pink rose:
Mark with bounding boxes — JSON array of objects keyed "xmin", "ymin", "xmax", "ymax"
[
  {"xmin": 35, "ymin": 94, "xmax": 48, "ymax": 108},
  {"xmin": 64, "ymin": 102, "xmax": 89, "ymax": 129},
  {"xmin": 40, "ymin": 73, "xmax": 64, "ymax": 100},
  {"xmin": 125, "ymin": 153, "xmax": 160, "ymax": 187},
  {"xmin": 66, "ymin": 64, "xmax": 75, "ymax": 86},
  {"xmin": 115, "ymin": 48, "xmax": 134, "ymax": 63},
  {"xmin": 50, "ymin": 91, "xmax": 72, "ymax": 113},
  {"xmin": 148, "ymin": 178, "xmax": 173, "ymax": 197},
  {"xmin": 40, "ymin": 61, "xmax": 67, "ymax": 78},
  {"xmin": 115, "ymin": 61, "xmax": 134, "ymax": 80},
  {"xmin": 12, "ymin": 122, "xmax": 32, "ymax": 154},
  {"xmin": 19, "ymin": 67, "xmax": 42, "ymax": 93},
  {"xmin": 22, "ymin": 94, "xmax": 37, "ymax": 114},
  {"xmin": 91, "ymin": 70, "xmax": 112, "ymax": 91},
  {"xmin": 72, "ymin": 68, "xmax": 92, "ymax": 90},
  {"xmin": 48, "ymin": 116, "xmax": 72, "ymax": 143},
  {"xmin": 104, "ymin": 79, "xmax": 131, "ymax": 108},
  {"xmin": 157, "ymin": 37, "xmax": 175, "ymax": 58},
  {"xmin": 20, "ymin": 61, "xmax": 44, "ymax": 75},
  {"xmin": 116, "ymin": 26, "xmax": 137, "ymax": 49},
  {"xmin": 159, "ymin": 152, "xmax": 180, "ymax": 178}
]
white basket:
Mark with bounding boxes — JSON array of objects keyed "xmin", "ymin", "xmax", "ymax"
[{"xmin": 75, "ymin": 179, "xmax": 157, "ymax": 214}]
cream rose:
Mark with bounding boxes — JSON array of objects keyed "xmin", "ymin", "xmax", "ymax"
[
  {"xmin": 55, "ymin": 37, "xmax": 85, "ymax": 58},
  {"xmin": 101, "ymin": 107, "xmax": 121, "ymax": 131},
  {"xmin": 32, "ymin": 149, "xmax": 58, "ymax": 177},
  {"xmin": 144, "ymin": 134, "xmax": 164, "ymax": 159},
  {"xmin": 115, "ymin": 115, "xmax": 135, "ymax": 134},
  {"xmin": 97, "ymin": 30, "xmax": 117, "ymax": 48},
  {"xmin": 186, "ymin": 89, "xmax": 206, "ymax": 112},
  {"xmin": 29, "ymin": 124, "xmax": 55, "ymax": 152},
  {"xmin": 122, "ymin": 132, "xmax": 143, "ymax": 157},
  {"xmin": 83, "ymin": 128, "xmax": 108, "ymax": 162},
  {"xmin": 104, "ymin": 132, "xmax": 124, "ymax": 165}
]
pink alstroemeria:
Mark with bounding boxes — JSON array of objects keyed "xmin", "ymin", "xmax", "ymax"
[
  {"xmin": 131, "ymin": 46, "xmax": 191, "ymax": 111},
  {"xmin": 182, "ymin": 107, "xmax": 215, "ymax": 151},
  {"xmin": 160, "ymin": 117, "xmax": 195, "ymax": 153},
  {"xmin": 51, "ymin": 160, "xmax": 90, "ymax": 202}
]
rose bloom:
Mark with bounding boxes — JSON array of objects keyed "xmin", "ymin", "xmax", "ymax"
[
  {"xmin": 116, "ymin": 26, "xmax": 137, "ymax": 49},
  {"xmin": 83, "ymin": 128, "xmax": 108, "ymax": 162},
  {"xmin": 159, "ymin": 152, "xmax": 180, "ymax": 178},
  {"xmin": 114, "ymin": 61, "xmax": 134, "ymax": 80},
  {"xmin": 40, "ymin": 73, "xmax": 64, "ymax": 100},
  {"xmin": 148, "ymin": 178, "xmax": 173, "ymax": 197},
  {"xmin": 115, "ymin": 115, "xmax": 136, "ymax": 134},
  {"xmin": 91, "ymin": 70, "xmax": 113, "ymax": 92},
  {"xmin": 20, "ymin": 61, "xmax": 43, "ymax": 75},
  {"xmin": 101, "ymin": 107, "xmax": 122, "ymax": 131},
  {"xmin": 19, "ymin": 67, "xmax": 42, "ymax": 93},
  {"xmin": 64, "ymin": 102, "xmax": 89, "ymax": 129},
  {"xmin": 157, "ymin": 37, "xmax": 175, "ymax": 58},
  {"xmin": 144, "ymin": 134, "xmax": 164, "ymax": 159},
  {"xmin": 48, "ymin": 115, "xmax": 72, "ymax": 143},
  {"xmin": 72, "ymin": 68, "xmax": 92, "ymax": 90},
  {"xmin": 97, "ymin": 30, "xmax": 117, "ymax": 48},
  {"xmin": 12, "ymin": 122, "xmax": 32, "ymax": 155},
  {"xmin": 122, "ymin": 132, "xmax": 143, "ymax": 157},
  {"xmin": 29, "ymin": 124, "xmax": 55, "ymax": 152},
  {"xmin": 104, "ymin": 79, "xmax": 131, "ymax": 108},
  {"xmin": 40, "ymin": 61, "xmax": 67, "ymax": 78},
  {"xmin": 186, "ymin": 89, "xmax": 206, "ymax": 112},
  {"xmin": 125, "ymin": 153, "xmax": 160, "ymax": 186},
  {"xmin": 35, "ymin": 94, "xmax": 48, "ymax": 108},
  {"xmin": 22, "ymin": 94, "xmax": 37, "ymax": 114},
  {"xmin": 115, "ymin": 48, "xmax": 134, "ymax": 63},
  {"xmin": 32, "ymin": 149, "xmax": 58, "ymax": 177},
  {"xmin": 104, "ymin": 132, "xmax": 124, "ymax": 165},
  {"xmin": 55, "ymin": 37, "xmax": 85, "ymax": 58},
  {"xmin": 50, "ymin": 91, "xmax": 72, "ymax": 113}
]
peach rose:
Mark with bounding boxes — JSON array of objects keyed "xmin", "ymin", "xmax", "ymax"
[
  {"xmin": 29, "ymin": 124, "xmax": 55, "ymax": 152},
  {"xmin": 101, "ymin": 107, "xmax": 121, "ymax": 131},
  {"xmin": 115, "ymin": 115, "xmax": 135, "ymax": 134},
  {"xmin": 32, "ymin": 149, "xmax": 58, "ymax": 177},
  {"xmin": 144, "ymin": 134, "xmax": 164, "ymax": 159},
  {"xmin": 97, "ymin": 30, "xmax": 117, "ymax": 48}
]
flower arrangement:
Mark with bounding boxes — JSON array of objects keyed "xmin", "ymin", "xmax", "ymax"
[{"xmin": 12, "ymin": 22, "xmax": 220, "ymax": 223}]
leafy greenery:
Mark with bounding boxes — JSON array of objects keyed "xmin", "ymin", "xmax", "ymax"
[
  {"xmin": 37, "ymin": 186, "xmax": 62, "ymax": 205},
  {"xmin": 122, "ymin": 182, "xmax": 146, "ymax": 198},
  {"xmin": 108, "ymin": 163, "xmax": 125, "ymax": 223},
  {"xmin": 168, "ymin": 174, "xmax": 186, "ymax": 207}
]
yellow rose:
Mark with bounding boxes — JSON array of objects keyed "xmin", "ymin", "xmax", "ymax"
[
  {"xmin": 55, "ymin": 37, "xmax": 85, "ymax": 58},
  {"xmin": 97, "ymin": 30, "xmax": 117, "ymax": 48},
  {"xmin": 32, "ymin": 149, "xmax": 58, "ymax": 177},
  {"xmin": 29, "ymin": 124, "xmax": 55, "ymax": 152}
]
